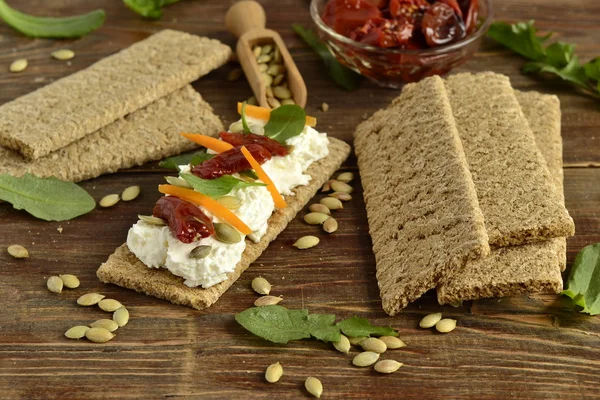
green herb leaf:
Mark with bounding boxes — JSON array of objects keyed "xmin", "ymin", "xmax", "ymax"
[
  {"xmin": 159, "ymin": 151, "xmax": 213, "ymax": 171},
  {"xmin": 241, "ymin": 101, "xmax": 252, "ymax": 134},
  {"xmin": 180, "ymin": 173, "xmax": 265, "ymax": 198},
  {"xmin": 292, "ymin": 24, "xmax": 362, "ymax": 91},
  {"xmin": 263, "ymin": 104, "xmax": 306, "ymax": 144},
  {"xmin": 523, "ymin": 57, "xmax": 588, "ymax": 87},
  {"xmin": 123, "ymin": 0, "xmax": 181, "ymax": 19},
  {"xmin": 487, "ymin": 20, "xmax": 548, "ymax": 61},
  {"xmin": 336, "ymin": 316, "xmax": 398, "ymax": 338},
  {"xmin": 235, "ymin": 305, "xmax": 311, "ymax": 344},
  {"xmin": 583, "ymin": 58, "xmax": 600, "ymax": 82},
  {"xmin": 561, "ymin": 243, "xmax": 600, "ymax": 315},
  {"xmin": 307, "ymin": 314, "xmax": 341, "ymax": 342},
  {"xmin": 239, "ymin": 170, "xmax": 259, "ymax": 180},
  {"xmin": 0, "ymin": 174, "xmax": 95, "ymax": 221}
]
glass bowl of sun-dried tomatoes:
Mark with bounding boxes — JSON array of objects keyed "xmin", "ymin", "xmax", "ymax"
[{"xmin": 310, "ymin": 0, "xmax": 492, "ymax": 88}]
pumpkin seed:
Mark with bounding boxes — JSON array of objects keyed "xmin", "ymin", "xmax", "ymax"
[
  {"xmin": 138, "ymin": 215, "xmax": 166, "ymax": 226},
  {"xmin": 272, "ymin": 85, "xmax": 292, "ymax": 100},
  {"xmin": 261, "ymin": 44, "xmax": 273, "ymax": 55},
  {"xmin": 332, "ymin": 334, "xmax": 350, "ymax": 354},
  {"xmin": 379, "ymin": 336, "xmax": 406, "ymax": 349},
  {"xmin": 321, "ymin": 180, "xmax": 334, "ymax": 192},
  {"xmin": 113, "ymin": 306, "xmax": 129, "ymax": 327},
  {"xmin": 7, "ymin": 244, "xmax": 29, "ymax": 258},
  {"xmin": 374, "ymin": 360, "xmax": 403, "ymax": 374},
  {"xmin": 309, "ymin": 204, "xmax": 330, "ymax": 215},
  {"xmin": 419, "ymin": 312, "xmax": 442, "ymax": 328},
  {"xmin": 77, "ymin": 293, "xmax": 105, "ymax": 306},
  {"xmin": 435, "ymin": 318, "xmax": 457, "ymax": 333},
  {"xmin": 229, "ymin": 120, "xmax": 244, "ymax": 133},
  {"xmin": 164, "ymin": 176, "xmax": 192, "ymax": 189},
  {"xmin": 352, "ymin": 351, "xmax": 380, "ymax": 367},
  {"xmin": 65, "ymin": 325, "xmax": 89, "ymax": 339},
  {"xmin": 217, "ymin": 196, "xmax": 242, "ymax": 210},
  {"xmin": 99, "ymin": 194, "xmax": 120, "ymax": 208},
  {"xmin": 121, "ymin": 185, "xmax": 140, "ymax": 202},
  {"xmin": 214, "ymin": 223, "xmax": 242, "ymax": 244},
  {"xmin": 90, "ymin": 319, "xmax": 119, "ymax": 332},
  {"xmin": 304, "ymin": 212, "xmax": 329, "ymax": 225},
  {"xmin": 251, "ymin": 276, "xmax": 271, "ymax": 295},
  {"xmin": 59, "ymin": 274, "xmax": 80, "ymax": 289},
  {"xmin": 253, "ymin": 46, "xmax": 262, "ymax": 58},
  {"xmin": 267, "ymin": 64, "xmax": 284, "ymax": 76},
  {"xmin": 190, "ymin": 245, "xmax": 212, "ymax": 259},
  {"xmin": 281, "ymin": 99, "xmax": 295, "ymax": 105},
  {"xmin": 262, "ymin": 72, "xmax": 273, "ymax": 86},
  {"xmin": 254, "ymin": 295, "xmax": 283, "ymax": 307},
  {"xmin": 272, "ymin": 74, "xmax": 285, "ymax": 86},
  {"xmin": 331, "ymin": 180, "xmax": 353, "ymax": 194},
  {"xmin": 305, "ymin": 377, "xmax": 323, "ymax": 398},
  {"xmin": 47, "ymin": 276, "xmax": 63, "ymax": 293},
  {"xmin": 85, "ymin": 327, "xmax": 115, "ymax": 343},
  {"xmin": 51, "ymin": 49, "xmax": 75, "ymax": 60},
  {"xmin": 265, "ymin": 362, "xmax": 283, "ymax": 383},
  {"xmin": 98, "ymin": 299, "xmax": 123, "ymax": 312},
  {"xmin": 267, "ymin": 96, "xmax": 280, "ymax": 109},
  {"xmin": 329, "ymin": 192, "xmax": 352, "ymax": 202},
  {"xmin": 257, "ymin": 54, "xmax": 272, "ymax": 64},
  {"xmin": 348, "ymin": 336, "xmax": 368, "ymax": 346},
  {"xmin": 266, "ymin": 85, "xmax": 274, "ymax": 98},
  {"xmin": 293, "ymin": 236, "xmax": 319, "ymax": 249},
  {"xmin": 321, "ymin": 102, "xmax": 329, "ymax": 112},
  {"xmin": 323, "ymin": 217, "xmax": 338, "ymax": 234},
  {"xmin": 319, "ymin": 197, "xmax": 343, "ymax": 210},
  {"xmin": 227, "ymin": 67, "xmax": 242, "ymax": 81},
  {"xmin": 9, "ymin": 58, "xmax": 27, "ymax": 73},
  {"xmin": 258, "ymin": 63, "xmax": 268, "ymax": 73},
  {"xmin": 337, "ymin": 172, "xmax": 354, "ymax": 183},
  {"xmin": 273, "ymin": 46, "xmax": 282, "ymax": 63},
  {"xmin": 360, "ymin": 337, "xmax": 387, "ymax": 354},
  {"xmin": 247, "ymin": 96, "xmax": 258, "ymax": 105}
]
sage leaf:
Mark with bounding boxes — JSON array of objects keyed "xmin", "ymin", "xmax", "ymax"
[
  {"xmin": 263, "ymin": 104, "xmax": 306, "ymax": 144},
  {"xmin": 0, "ymin": 174, "xmax": 95, "ymax": 221},
  {"xmin": 159, "ymin": 151, "xmax": 213, "ymax": 171},
  {"xmin": 235, "ymin": 305, "xmax": 311, "ymax": 344},
  {"xmin": 123, "ymin": 0, "xmax": 181, "ymax": 19},
  {"xmin": 180, "ymin": 173, "xmax": 265, "ymax": 198},
  {"xmin": 336, "ymin": 316, "xmax": 398, "ymax": 338},
  {"xmin": 307, "ymin": 314, "xmax": 341, "ymax": 342},
  {"xmin": 0, "ymin": 0, "xmax": 105, "ymax": 38},
  {"xmin": 562, "ymin": 243, "xmax": 600, "ymax": 315}
]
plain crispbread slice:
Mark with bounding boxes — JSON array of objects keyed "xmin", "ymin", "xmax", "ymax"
[
  {"xmin": 96, "ymin": 138, "xmax": 351, "ymax": 310},
  {"xmin": 437, "ymin": 91, "xmax": 567, "ymax": 304},
  {"xmin": 0, "ymin": 85, "xmax": 222, "ymax": 182},
  {"xmin": 444, "ymin": 72, "xmax": 574, "ymax": 247},
  {"xmin": 354, "ymin": 75, "xmax": 489, "ymax": 316},
  {"xmin": 0, "ymin": 29, "xmax": 230, "ymax": 160}
]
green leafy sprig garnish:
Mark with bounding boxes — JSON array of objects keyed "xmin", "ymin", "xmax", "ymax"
[
  {"xmin": 123, "ymin": 0, "xmax": 182, "ymax": 19},
  {"xmin": 180, "ymin": 173, "xmax": 265, "ymax": 199},
  {"xmin": 240, "ymin": 101, "xmax": 306, "ymax": 144},
  {"xmin": 562, "ymin": 243, "xmax": 600, "ymax": 315},
  {"xmin": 159, "ymin": 150, "xmax": 213, "ymax": 171}
]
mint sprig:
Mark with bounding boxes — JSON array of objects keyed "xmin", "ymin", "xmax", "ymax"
[{"xmin": 561, "ymin": 243, "xmax": 600, "ymax": 315}]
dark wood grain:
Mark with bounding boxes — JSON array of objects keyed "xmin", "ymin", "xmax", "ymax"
[{"xmin": 1, "ymin": 0, "xmax": 600, "ymax": 399}]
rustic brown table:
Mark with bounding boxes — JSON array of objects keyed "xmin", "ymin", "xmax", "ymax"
[{"xmin": 1, "ymin": 0, "xmax": 599, "ymax": 398}]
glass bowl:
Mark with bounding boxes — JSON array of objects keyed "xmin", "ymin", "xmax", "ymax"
[{"xmin": 310, "ymin": 0, "xmax": 493, "ymax": 88}]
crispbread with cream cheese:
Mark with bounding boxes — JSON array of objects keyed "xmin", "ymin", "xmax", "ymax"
[
  {"xmin": 354, "ymin": 75, "xmax": 490, "ymax": 316},
  {"xmin": 96, "ymin": 138, "xmax": 351, "ymax": 310}
]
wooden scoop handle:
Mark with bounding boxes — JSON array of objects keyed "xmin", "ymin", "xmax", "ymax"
[{"xmin": 225, "ymin": 0, "xmax": 266, "ymax": 39}]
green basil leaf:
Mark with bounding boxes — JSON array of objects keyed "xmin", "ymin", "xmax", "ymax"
[
  {"xmin": 235, "ymin": 305, "xmax": 311, "ymax": 344},
  {"xmin": 583, "ymin": 58, "xmax": 600, "ymax": 82},
  {"xmin": 336, "ymin": 316, "xmax": 398, "ymax": 338},
  {"xmin": 307, "ymin": 314, "xmax": 341, "ymax": 342},
  {"xmin": 0, "ymin": 0, "xmax": 105, "ymax": 38},
  {"xmin": 487, "ymin": 20, "xmax": 548, "ymax": 61},
  {"xmin": 292, "ymin": 24, "xmax": 362, "ymax": 91},
  {"xmin": 159, "ymin": 151, "xmax": 213, "ymax": 171},
  {"xmin": 0, "ymin": 173, "xmax": 95, "ymax": 221},
  {"xmin": 123, "ymin": 0, "xmax": 181, "ymax": 19},
  {"xmin": 263, "ymin": 104, "xmax": 306, "ymax": 144},
  {"xmin": 561, "ymin": 243, "xmax": 600, "ymax": 315},
  {"xmin": 239, "ymin": 170, "xmax": 259, "ymax": 180},
  {"xmin": 241, "ymin": 101, "xmax": 252, "ymax": 134},
  {"xmin": 180, "ymin": 173, "xmax": 265, "ymax": 198}
]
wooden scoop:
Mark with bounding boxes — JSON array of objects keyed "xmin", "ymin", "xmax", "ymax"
[{"xmin": 225, "ymin": 0, "xmax": 307, "ymax": 109}]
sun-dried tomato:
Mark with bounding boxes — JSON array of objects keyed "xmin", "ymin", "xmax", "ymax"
[
  {"xmin": 350, "ymin": 17, "xmax": 415, "ymax": 48},
  {"xmin": 322, "ymin": 0, "xmax": 383, "ymax": 36},
  {"xmin": 421, "ymin": 2, "xmax": 466, "ymax": 47},
  {"xmin": 389, "ymin": 0, "xmax": 429, "ymax": 23},
  {"xmin": 192, "ymin": 144, "xmax": 272, "ymax": 180},
  {"xmin": 153, "ymin": 196, "xmax": 215, "ymax": 244},
  {"xmin": 219, "ymin": 132, "xmax": 289, "ymax": 157},
  {"xmin": 463, "ymin": 0, "xmax": 478, "ymax": 33},
  {"xmin": 438, "ymin": 0, "xmax": 462, "ymax": 18}
]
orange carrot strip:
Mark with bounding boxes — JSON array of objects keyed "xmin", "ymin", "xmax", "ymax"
[
  {"xmin": 180, "ymin": 133, "xmax": 233, "ymax": 153},
  {"xmin": 240, "ymin": 146, "xmax": 287, "ymax": 209},
  {"xmin": 237, "ymin": 102, "xmax": 317, "ymax": 127},
  {"xmin": 158, "ymin": 184, "xmax": 251, "ymax": 235}
]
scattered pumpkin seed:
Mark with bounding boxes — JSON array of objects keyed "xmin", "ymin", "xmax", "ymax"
[
  {"xmin": 229, "ymin": 120, "xmax": 244, "ymax": 133},
  {"xmin": 348, "ymin": 336, "xmax": 368, "ymax": 346},
  {"xmin": 360, "ymin": 337, "xmax": 387, "ymax": 354},
  {"xmin": 51, "ymin": 49, "xmax": 75, "ymax": 60},
  {"xmin": 138, "ymin": 215, "xmax": 166, "ymax": 226},
  {"xmin": 46, "ymin": 276, "xmax": 63, "ymax": 293},
  {"xmin": 379, "ymin": 336, "xmax": 406, "ymax": 349},
  {"xmin": 165, "ymin": 176, "xmax": 192, "ymax": 189},
  {"xmin": 374, "ymin": 360, "xmax": 403, "ymax": 374},
  {"xmin": 77, "ymin": 293, "xmax": 105, "ymax": 306},
  {"xmin": 251, "ymin": 276, "xmax": 271, "ymax": 295},
  {"xmin": 265, "ymin": 362, "xmax": 283, "ymax": 383},
  {"xmin": 267, "ymin": 96, "xmax": 280, "ymax": 109},
  {"xmin": 352, "ymin": 351, "xmax": 380, "ymax": 367},
  {"xmin": 7, "ymin": 244, "xmax": 29, "ymax": 258},
  {"xmin": 272, "ymin": 85, "xmax": 292, "ymax": 100},
  {"xmin": 217, "ymin": 196, "xmax": 242, "ymax": 210},
  {"xmin": 321, "ymin": 180, "xmax": 334, "ymax": 192},
  {"xmin": 320, "ymin": 197, "xmax": 343, "ymax": 210},
  {"xmin": 261, "ymin": 44, "xmax": 273, "ymax": 55},
  {"xmin": 247, "ymin": 96, "xmax": 258, "ymax": 105},
  {"xmin": 65, "ymin": 325, "xmax": 90, "ymax": 339},
  {"xmin": 323, "ymin": 217, "xmax": 338, "ymax": 234},
  {"xmin": 332, "ymin": 334, "xmax": 351, "ymax": 354},
  {"xmin": 99, "ymin": 193, "xmax": 120, "ymax": 208},
  {"xmin": 273, "ymin": 74, "xmax": 285, "ymax": 86},
  {"xmin": 304, "ymin": 212, "xmax": 329, "ymax": 225},
  {"xmin": 321, "ymin": 102, "xmax": 329, "ymax": 112},
  {"xmin": 121, "ymin": 185, "xmax": 140, "ymax": 202},
  {"xmin": 90, "ymin": 319, "xmax": 119, "ymax": 332},
  {"xmin": 281, "ymin": 98, "xmax": 295, "ymax": 105},
  {"xmin": 98, "ymin": 299, "xmax": 123, "ymax": 312},
  {"xmin": 305, "ymin": 377, "xmax": 323, "ymax": 398},
  {"xmin": 435, "ymin": 318, "xmax": 457, "ymax": 333},
  {"xmin": 293, "ymin": 236, "xmax": 320, "ymax": 249},
  {"xmin": 253, "ymin": 46, "xmax": 262, "ymax": 58},
  {"xmin": 113, "ymin": 306, "xmax": 129, "ymax": 327},
  {"xmin": 9, "ymin": 58, "xmax": 28, "ymax": 73},
  {"xmin": 59, "ymin": 274, "xmax": 80, "ymax": 289},
  {"xmin": 254, "ymin": 295, "xmax": 283, "ymax": 307},
  {"xmin": 85, "ymin": 327, "xmax": 115, "ymax": 343},
  {"xmin": 331, "ymin": 180, "xmax": 353, "ymax": 194},
  {"xmin": 214, "ymin": 223, "xmax": 242, "ymax": 244},
  {"xmin": 329, "ymin": 192, "xmax": 352, "ymax": 202},
  {"xmin": 309, "ymin": 204, "xmax": 331, "ymax": 215},
  {"xmin": 419, "ymin": 312, "xmax": 442, "ymax": 328},
  {"xmin": 190, "ymin": 245, "xmax": 212, "ymax": 259},
  {"xmin": 337, "ymin": 172, "xmax": 354, "ymax": 183},
  {"xmin": 227, "ymin": 67, "xmax": 243, "ymax": 81}
]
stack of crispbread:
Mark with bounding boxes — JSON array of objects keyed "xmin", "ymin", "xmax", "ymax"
[
  {"xmin": 0, "ymin": 30, "xmax": 232, "ymax": 182},
  {"xmin": 355, "ymin": 72, "xmax": 575, "ymax": 316}
]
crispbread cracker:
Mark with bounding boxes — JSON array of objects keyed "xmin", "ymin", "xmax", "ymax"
[
  {"xmin": 0, "ymin": 30, "xmax": 230, "ymax": 160},
  {"xmin": 437, "ymin": 91, "xmax": 567, "ymax": 304},
  {"xmin": 96, "ymin": 138, "xmax": 351, "ymax": 310},
  {"xmin": 0, "ymin": 86, "xmax": 222, "ymax": 182},
  {"xmin": 354, "ymin": 76, "xmax": 489, "ymax": 316},
  {"xmin": 444, "ymin": 72, "xmax": 574, "ymax": 246}
]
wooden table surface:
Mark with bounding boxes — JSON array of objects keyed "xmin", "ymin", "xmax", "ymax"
[{"xmin": 1, "ymin": 0, "xmax": 599, "ymax": 399}]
